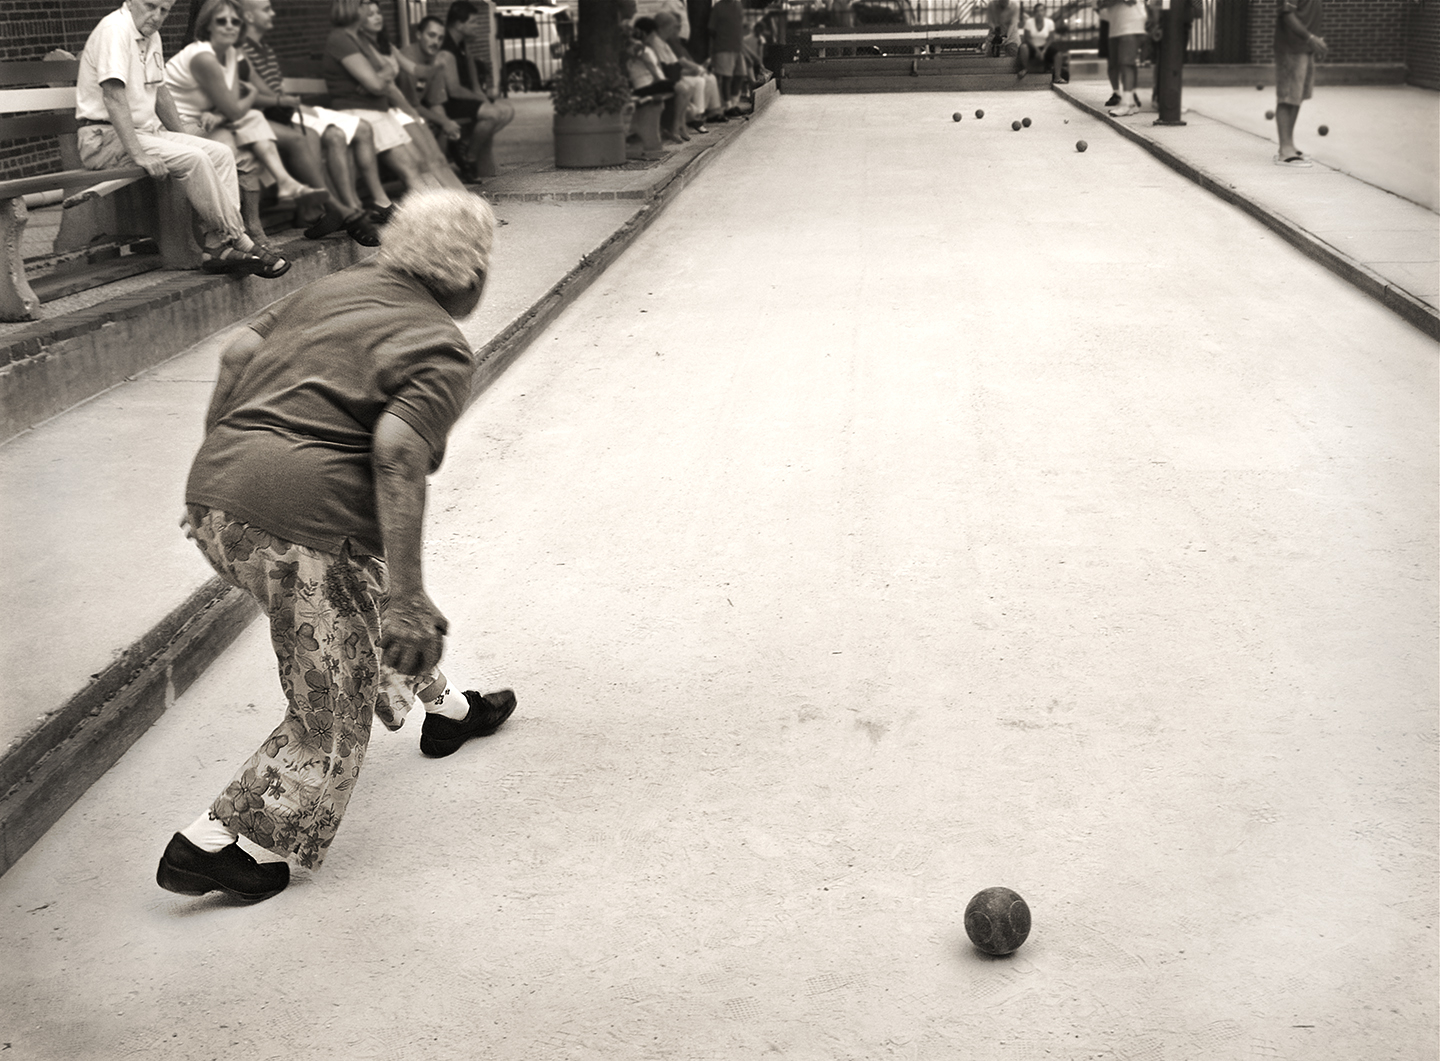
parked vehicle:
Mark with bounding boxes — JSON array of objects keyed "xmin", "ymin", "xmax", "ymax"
[{"xmin": 496, "ymin": 5, "xmax": 573, "ymax": 93}]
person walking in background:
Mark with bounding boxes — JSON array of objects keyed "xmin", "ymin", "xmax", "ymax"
[
  {"xmin": 1098, "ymin": 0, "xmax": 1146, "ymax": 115},
  {"xmin": 708, "ymin": 0, "xmax": 746, "ymax": 117},
  {"xmin": 1272, "ymin": 0, "xmax": 1327, "ymax": 165},
  {"xmin": 156, "ymin": 191, "xmax": 518, "ymax": 904},
  {"xmin": 1097, "ymin": 0, "xmax": 1118, "ymax": 106},
  {"xmin": 76, "ymin": 0, "xmax": 288, "ymax": 277}
]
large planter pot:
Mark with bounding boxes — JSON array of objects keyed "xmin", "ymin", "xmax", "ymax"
[{"xmin": 553, "ymin": 110, "xmax": 630, "ymax": 169}]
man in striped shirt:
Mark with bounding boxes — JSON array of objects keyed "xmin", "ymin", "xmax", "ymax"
[{"xmin": 239, "ymin": 0, "xmax": 381, "ymax": 244}]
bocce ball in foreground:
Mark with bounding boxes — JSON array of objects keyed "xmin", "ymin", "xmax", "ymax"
[
  {"xmin": 1318, "ymin": 124, "xmax": 1329, "ymax": 135},
  {"xmin": 1075, "ymin": 139, "xmax": 1088, "ymax": 152},
  {"xmin": 953, "ymin": 111, "xmax": 963, "ymax": 121},
  {"xmin": 1011, "ymin": 120, "xmax": 1022, "ymax": 130},
  {"xmin": 975, "ymin": 108, "xmax": 985, "ymax": 118},
  {"xmin": 1021, "ymin": 117, "xmax": 1032, "ymax": 127},
  {"xmin": 965, "ymin": 887, "xmax": 1032, "ymax": 955},
  {"xmin": 1265, "ymin": 109, "xmax": 1275, "ymax": 119}
]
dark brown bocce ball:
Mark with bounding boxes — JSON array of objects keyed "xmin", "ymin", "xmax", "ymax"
[
  {"xmin": 975, "ymin": 108, "xmax": 985, "ymax": 118},
  {"xmin": 1318, "ymin": 124, "xmax": 1329, "ymax": 135},
  {"xmin": 1076, "ymin": 139, "xmax": 1088, "ymax": 152},
  {"xmin": 1022, "ymin": 117, "xmax": 1031, "ymax": 127},
  {"xmin": 965, "ymin": 887, "xmax": 1032, "ymax": 955},
  {"xmin": 1011, "ymin": 120, "xmax": 1022, "ymax": 130},
  {"xmin": 953, "ymin": 111, "xmax": 963, "ymax": 121},
  {"xmin": 1265, "ymin": 109, "xmax": 1275, "ymax": 120}
]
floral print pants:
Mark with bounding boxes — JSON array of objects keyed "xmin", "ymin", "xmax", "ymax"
[{"xmin": 187, "ymin": 506, "xmax": 439, "ymax": 870}]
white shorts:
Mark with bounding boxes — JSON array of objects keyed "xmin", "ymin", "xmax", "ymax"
[
  {"xmin": 343, "ymin": 108, "xmax": 412, "ymax": 152},
  {"xmin": 299, "ymin": 105, "xmax": 362, "ymax": 144}
]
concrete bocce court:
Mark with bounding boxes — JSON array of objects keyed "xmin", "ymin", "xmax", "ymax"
[{"xmin": 2, "ymin": 64, "xmax": 1440, "ymax": 1059}]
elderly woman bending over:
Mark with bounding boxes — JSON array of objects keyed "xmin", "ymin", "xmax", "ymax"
[
  {"xmin": 165, "ymin": 0, "xmax": 328, "ymax": 248},
  {"xmin": 157, "ymin": 190, "xmax": 518, "ymax": 902},
  {"xmin": 323, "ymin": 0, "xmax": 463, "ymax": 201}
]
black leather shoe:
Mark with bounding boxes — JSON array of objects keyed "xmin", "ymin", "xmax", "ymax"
[
  {"xmin": 156, "ymin": 833, "xmax": 289, "ymax": 903},
  {"xmin": 420, "ymin": 690, "xmax": 517, "ymax": 758}
]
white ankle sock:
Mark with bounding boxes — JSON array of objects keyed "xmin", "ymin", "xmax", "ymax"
[
  {"xmin": 180, "ymin": 810, "xmax": 238, "ymax": 853},
  {"xmin": 424, "ymin": 683, "xmax": 471, "ymax": 720}
]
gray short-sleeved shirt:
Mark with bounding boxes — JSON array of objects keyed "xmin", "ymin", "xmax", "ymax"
[{"xmin": 186, "ymin": 260, "xmax": 475, "ymax": 558}]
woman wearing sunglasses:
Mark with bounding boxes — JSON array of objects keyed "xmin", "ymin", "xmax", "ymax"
[{"xmin": 166, "ymin": 0, "xmax": 329, "ymax": 252}]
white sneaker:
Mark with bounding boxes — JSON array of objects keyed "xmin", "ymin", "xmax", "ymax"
[{"xmin": 1108, "ymin": 103, "xmax": 1139, "ymax": 117}]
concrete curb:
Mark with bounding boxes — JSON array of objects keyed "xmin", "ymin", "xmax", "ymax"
[
  {"xmin": 0, "ymin": 81, "xmax": 777, "ymax": 879},
  {"xmin": 1053, "ymin": 84, "xmax": 1440, "ymax": 342}
]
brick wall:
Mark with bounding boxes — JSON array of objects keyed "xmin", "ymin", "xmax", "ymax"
[
  {"xmin": 1247, "ymin": 0, "xmax": 1411, "ymax": 63},
  {"xmin": 1406, "ymin": 0, "xmax": 1439, "ymax": 86},
  {"xmin": 0, "ymin": 0, "xmax": 407, "ymax": 179}
]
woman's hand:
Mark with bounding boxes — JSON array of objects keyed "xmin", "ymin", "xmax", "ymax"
[
  {"xmin": 381, "ymin": 590, "xmax": 449, "ymax": 676},
  {"xmin": 198, "ymin": 110, "xmax": 223, "ymax": 133}
]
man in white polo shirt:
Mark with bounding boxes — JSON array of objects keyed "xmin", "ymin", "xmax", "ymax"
[{"xmin": 75, "ymin": 0, "xmax": 288, "ymax": 277}]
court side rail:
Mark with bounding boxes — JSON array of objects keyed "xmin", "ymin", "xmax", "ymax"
[{"xmin": 1053, "ymin": 83, "xmax": 1439, "ymax": 342}]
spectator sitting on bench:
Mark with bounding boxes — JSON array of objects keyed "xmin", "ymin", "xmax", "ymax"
[
  {"xmin": 633, "ymin": 18, "xmax": 695, "ymax": 143},
  {"xmin": 324, "ymin": 0, "xmax": 455, "ymax": 211},
  {"xmin": 429, "ymin": 1, "xmax": 516, "ymax": 183},
  {"xmin": 399, "ymin": 16, "xmax": 482, "ymax": 183},
  {"xmin": 980, "ymin": 0, "xmax": 1024, "ymax": 76},
  {"xmin": 627, "ymin": 22, "xmax": 692, "ymax": 144},
  {"xmin": 77, "ymin": 0, "xmax": 288, "ymax": 277},
  {"xmin": 239, "ymin": 0, "xmax": 381, "ymax": 246},
  {"xmin": 165, "ymin": 0, "xmax": 328, "ymax": 252},
  {"xmin": 360, "ymin": 6, "xmax": 468, "ymax": 191},
  {"xmin": 648, "ymin": 13, "xmax": 722, "ymax": 134},
  {"xmin": 1017, "ymin": 3, "xmax": 1054, "ymax": 79}
]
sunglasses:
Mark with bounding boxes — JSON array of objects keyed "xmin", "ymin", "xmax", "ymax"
[{"xmin": 212, "ymin": 15, "xmax": 243, "ymax": 25}]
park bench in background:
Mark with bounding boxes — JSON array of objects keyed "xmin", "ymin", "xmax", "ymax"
[{"xmin": 0, "ymin": 54, "xmax": 326, "ymax": 322}]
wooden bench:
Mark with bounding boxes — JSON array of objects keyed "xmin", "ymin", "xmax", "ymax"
[{"xmin": 0, "ymin": 55, "xmax": 325, "ymax": 322}]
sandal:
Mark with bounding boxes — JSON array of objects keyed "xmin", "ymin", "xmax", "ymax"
[
  {"xmin": 304, "ymin": 207, "xmax": 349, "ymax": 241},
  {"xmin": 1273, "ymin": 152, "xmax": 1313, "ymax": 168},
  {"xmin": 203, "ymin": 243, "xmax": 291, "ymax": 280},
  {"xmin": 344, "ymin": 212, "xmax": 381, "ymax": 247},
  {"xmin": 369, "ymin": 202, "xmax": 396, "ymax": 226}
]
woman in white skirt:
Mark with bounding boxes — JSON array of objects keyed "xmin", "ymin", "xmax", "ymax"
[
  {"xmin": 166, "ymin": 0, "xmax": 327, "ymax": 248},
  {"xmin": 323, "ymin": 0, "xmax": 462, "ymax": 208}
]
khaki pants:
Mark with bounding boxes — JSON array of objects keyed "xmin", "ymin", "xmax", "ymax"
[{"xmin": 78, "ymin": 124, "xmax": 246, "ymax": 247}]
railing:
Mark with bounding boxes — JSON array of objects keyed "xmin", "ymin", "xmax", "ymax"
[{"xmin": 495, "ymin": 8, "xmax": 573, "ymax": 94}]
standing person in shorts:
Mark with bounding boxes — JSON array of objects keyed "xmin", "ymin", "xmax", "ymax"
[
  {"xmin": 1273, "ymin": 0, "xmax": 1327, "ymax": 166},
  {"xmin": 1098, "ymin": 0, "xmax": 1145, "ymax": 116},
  {"xmin": 156, "ymin": 190, "xmax": 518, "ymax": 904},
  {"xmin": 708, "ymin": 0, "xmax": 746, "ymax": 117}
]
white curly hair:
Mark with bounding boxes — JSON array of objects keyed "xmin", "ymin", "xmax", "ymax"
[{"xmin": 376, "ymin": 190, "xmax": 496, "ymax": 295}]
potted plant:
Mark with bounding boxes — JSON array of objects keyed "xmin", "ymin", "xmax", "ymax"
[{"xmin": 551, "ymin": 0, "xmax": 635, "ymax": 167}]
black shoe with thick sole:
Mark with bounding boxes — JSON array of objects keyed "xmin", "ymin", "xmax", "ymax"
[
  {"xmin": 156, "ymin": 833, "xmax": 289, "ymax": 903},
  {"xmin": 420, "ymin": 690, "xmax": 517, "ymax": 758},
  {"xmin": 1104, "ymin": 93, "xmax": 1122, "ymax": 107}
]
